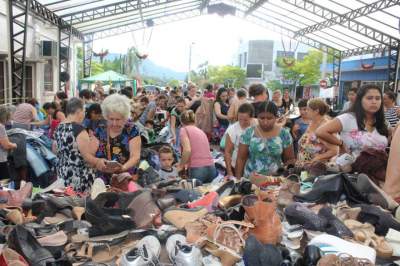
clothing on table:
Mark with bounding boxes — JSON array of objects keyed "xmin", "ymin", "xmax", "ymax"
[
  {"xmin": 95, "ymin": 123, "xmax": 140, "ymax": 174},
  {"xmin": 0, "ymin": 124, "xmax": 8, "ymax": 162},
  {"xmin": 240, "ymin": 126, "xmax": 293, "ymax": 177},
  {"xmin": 54, "ymin": 123, "xmax": 96, "ymax": 192},
  {"xmin": 336, "ymin": 113, "xmax": 388, "ymax": 158},
  {"xmin": 12, "ymin": 103, "xmax": 36, "ymax": 125},
  {"xmin": 385, "ymin": 107, "xmax": 399, "ymax": 128},
  {"xmin": 158, "ymin": 167, "xmax": 179, "ymax": 180},
  {"xmin": 225, "ymin": 122, "xmax": 247, "ymax": 168},
  {"xmin": 179, "ymin": 125, "xmax": 214, "ymax": 168},
  {"xmin": 297, "ymin": 131, "xmax": 328, "ymax": 166},
  {"xmin": 139, "ymin": 101, "xmax": 156, "ymax": 125}
]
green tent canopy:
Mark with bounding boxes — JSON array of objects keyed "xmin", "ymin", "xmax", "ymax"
[{"xmin": 80, "ymin": 70, "xmax": 133, "ymax": 83}]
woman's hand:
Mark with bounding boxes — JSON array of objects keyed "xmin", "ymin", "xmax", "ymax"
[
  {"xmin": 339, "ymin": 142, "xmax": 350, "ymax": 155},
  {"xmin": 95, "ymin": 158, "xmax": 107, "ymax": 172}
]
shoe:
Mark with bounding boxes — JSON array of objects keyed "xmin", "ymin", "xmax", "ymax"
[
  {"xmin": 8, "ymin": 225, "xmax": 55, "ymax": 266},
  {"xmin": 163, "ymin": 207, "xmax": 208, "ymax": 229},
  {"xmin": 278, "ymin": 179, "xmax": 300, "ymax": 207},
  {"xmin": 166, "ymin": 234, "xmax": 202, "ymax": 266},
  {"xmin": 284, "ymin": 202, "xmax": 328, "ymax": 232},
  {"xmin": 317, "ymin": 253, "xmax": 374, "ymax": 266},
  {"xmin": 6, "ymin": 182, "xmax": 33, "ymax": 207},
  {"xmin": 0, "ymin": 247, "xmax": 29, "ymax": 266},
  {"xmin": 353, "ymin": 173, "xmax": 399, "ymax": 210},
  {"xmin": 91, "ymin": 178, "xmax": 106, "ymax": 200},
  {"xmin": 356, "ymin": 204, "xmax": 400, "ymax": 235},
  {"xmin": 318, "ymin": 207, "xmax": 353, "ymax": 238},
  {"xmin": 85, "ymin": 200, "xmax": 135, "ymax": 237},
  {"xmin": 242, "ymin": 194, "xmax": 282, "ymax": 245},
  {"xmin": 187, "ymin": 191, "xmax": 219, "ymax": 212},
  {"xmin": 243, "ymin": 235, "xmax": 283, "ymax": 266},
  {"xmin": 293, "ymin": 174, "xmax": 343, "ymax": 204},
  {"xmin": 156, "ymin": 195, "xmax": 177, "ymax": 210},
  {"xmin": 231, "ymin": 180, "xmax": 252, "ymax": 195},
  {"xmin": 309, "ymin": 234, "xmax": 376, "ymax": 264},
  {"xmin": 215, "ymin": 180, "xmax": 235, "ymax": 197},
  {"xmin": 40, "ymin": 178, "xmax": 65, "ymax": 194},
  {"xmin": 120, "ymin": 235, "xmax": 161, "ymax": 266},
  {"xmin": 218, "ymin": 194, "xmax": 242, "ymax": 209},
  {"xmin": 126, "ymin": 190, "xmax": 161, "ymax": 229},
  {"xmin": 303, "ymin": 245, "xmax": 322, "ymax": 266},
  {"xmin": 334, "ymin": 201, "xmax": 361, "ymax": 221}
]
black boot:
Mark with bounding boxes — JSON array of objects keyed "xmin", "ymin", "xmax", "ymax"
[
  {"xmin": 318, "ymin": 207, "xmax": 353, "ymax": 238},
  {"xmin": 294, "ymin": 174, "xmax": 343, "ymax": 204},
  {"xmin": 8, "ymin": 225, "xmax": 55, "ymax": 266}
]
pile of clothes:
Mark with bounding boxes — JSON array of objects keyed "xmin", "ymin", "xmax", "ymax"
[{"xmin": 0, "ymin": 170, "xmax": 400, "ymax": 265}]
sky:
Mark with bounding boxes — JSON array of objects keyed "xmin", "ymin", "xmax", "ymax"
[{"xmin": 93, "ymin": 15, "xmax": 285, "ymax": 72}]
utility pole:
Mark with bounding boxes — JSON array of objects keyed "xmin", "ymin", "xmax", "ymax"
[{"xmin": 188, "ymin": 42, "xmax": 194, "ymax": 83}]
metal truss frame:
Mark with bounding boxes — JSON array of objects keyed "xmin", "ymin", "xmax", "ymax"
[
  {"xmin": 58, "ymin": 23, "xmax": 72, "ymax": 92},
  {"xmin": 294, "ymin": 0, "xmax": 400, "ymax": 39},
  {"xmin": 388, "ymin": 44, "xmax": 400, "ymax": 92},
  {"xmin": 244, "ymin": 0, "xmax": 267, "ymax": 16},
  {"xmin": 83, "ymin": 34, "xmax": 93, "ymax": 78},
  {"xmin": 341, "ymin": 43, "xmax": 387, "ymax": 58},
  {"xmin": 8, "ymin": 0, "xmax": 29, "ymax": 103},
  {"xmin": 200, "ymin": 0, "xmax": 210, "ymax": 12},
  {"xmin": 78, "ymin": 1, "xmax": 200, "ymax": 34},
  {"xmin": 282, "ymin": 0, "xmax": 399, "ymax": 47}
]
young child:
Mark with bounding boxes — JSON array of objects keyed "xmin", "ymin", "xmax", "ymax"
[
  {"xmin": 0, "ymin": 106, "xmax": 17, "ymax": 179},
  {"xmin": 158, "ymin": 146, "xmax": 178, "ymax": 180}
]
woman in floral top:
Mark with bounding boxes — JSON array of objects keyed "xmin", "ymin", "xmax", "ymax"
[
  {"xmin": 296, "ymin": 98, "xmax": 338, "ymax": 167},
  {"xmin": 235, "ymin": 101, "xmax": 295, "ymax": 178}
]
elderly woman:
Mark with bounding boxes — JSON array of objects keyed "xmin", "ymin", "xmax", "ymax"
[
  {"xmin": 54, "ymin": 98, "xmax": 106, "ymax": 192},
  {"xmin": 178, "ymin": 110, "xmax": 217, "ymax": 183},
  {"xmin": 93, "ymin": 94, "xmax": 141, "ymax": 179},
  {"xmin": 383, "ymin": 90, "xmax": 399, "ymax": 128}
]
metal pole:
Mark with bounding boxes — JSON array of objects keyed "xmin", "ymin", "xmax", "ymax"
[{"xmin": 188, "ymin": 42, "xmax": 194, "ymax": 83}]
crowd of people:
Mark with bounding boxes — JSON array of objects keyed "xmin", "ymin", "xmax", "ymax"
[{"xmin": 0, "ymin": 81, "xmax": 400, "ymax": 265}]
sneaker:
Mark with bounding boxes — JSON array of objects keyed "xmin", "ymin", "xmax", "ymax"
[
  {"xmin": 120, "ymin": 235, "xmax": 161, "ymax": 266},
  {"xmin": 187, "ymin": 191, "xmax": 219, "ymax": 212},
  {"xmin": 166, "ymin": 234, "xmax": 202, "ymax": 266}
]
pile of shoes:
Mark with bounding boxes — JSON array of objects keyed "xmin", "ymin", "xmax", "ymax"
[{"xmin": 1, "ymin": 171, "xmax": 400, "ymax": 266}]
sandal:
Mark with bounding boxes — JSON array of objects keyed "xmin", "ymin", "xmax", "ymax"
[
  {"xmin": 203, "ymin": 240, "xmax": 240, "ymax": 266},
  {"xmin": 344, "ymin": 219, "xmax": 393, "ymax": 258},
  {"xmin": 77, "ymin": 242, "xmax": 121, "ymax": 263}
]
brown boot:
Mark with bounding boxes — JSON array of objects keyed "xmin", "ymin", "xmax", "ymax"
[{"xmin": 242, "ymin": 194, "xmax": 282, "ymax": 245}]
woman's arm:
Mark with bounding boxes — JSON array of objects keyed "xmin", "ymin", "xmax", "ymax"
[
  {"xmin": 315, "ymin": 118, "xmax": 343, "ymax": 146},
  {"xmin": 383, "ymin": 126, "xmax": 400, "ymax": 198},
  {"xmin": 0, "ymin": 137, "xmax": 17, "ymax": 150},
  {"xmin": 31, "ymin": 117, "xmax": 49, "ymax": 126},
  {"xmin": 214, "ymin": 102, "xmax": 229, "ymax": 120},
  {"xmin": 122, "ymin": 136, "xmax": 141, "ymax": 172},
  {"xmin": 312, "ymin": 139, "xmax": 338, "ymax": 162},
  {"xmin": 178, "ymin": 134, "xmax": 191, "ymax": 169},
  {"xmin": 235, "ymin": 143, "xmax": 249, "ymax": 178},
  {"xmin": 76, "ymin": 130, "xmax": 106, "ymax": 171},
  {"xmin": 227, "ymin": 102, "xmax": 236, "ymax": 122},
  {"xmin": 282, "ymin": 144, "xmax": 296, "ymax": 166},
  {"xmin": 224, "ymin": 134, "xmax": 235, "ymax": 176}
]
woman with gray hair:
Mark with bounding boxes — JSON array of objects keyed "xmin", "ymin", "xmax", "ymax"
[
  {"xmin": 0, "ymin": 105, "xmax": 17, "ymax": 179},
  {"xmin": 92, "ymin": 94, "xmax": 141, "ymax": 180},
  {"xmin": 54, "ymin": 98, "xmax": 106, "ymax": 192}
]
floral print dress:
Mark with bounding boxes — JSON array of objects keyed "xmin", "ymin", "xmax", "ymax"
[
  {"xmin": 296, "ymin": 131, "xmax": 327, "ymax": 166},
  {"xmin": 240, "ymin": 126, "xmax": 292, "ymax": 177}
]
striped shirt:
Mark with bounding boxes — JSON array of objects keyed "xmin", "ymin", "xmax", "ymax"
[{"xmin": 385, "ymin": 107, "xmax": 399, "ymax": 127}]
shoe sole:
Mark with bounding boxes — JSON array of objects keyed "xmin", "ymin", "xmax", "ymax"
[{"xmin": 163, "ymin": 207, "xmax": 208, "ymax": 229}]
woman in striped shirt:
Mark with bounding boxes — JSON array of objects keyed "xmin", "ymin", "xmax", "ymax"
[{"xmin": 383, "ymin": 90, "xmax": 399, "ymax": 128}]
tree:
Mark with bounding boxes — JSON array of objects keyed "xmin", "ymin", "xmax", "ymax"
[
  {"xmin": 91, "ymin": 61, "xmax": 104, "ymax": 76},
  {"xmin": 168, "ymin": 79, "xmax": 180, "ymax": 88},
  {"xmin": 208, "ymin": 65, "xmax": 246, "ymax": 88},
  {"xmin": 276, "ymin": 49, "xmax": 329, "ymax": 86},
  {"xmin": 266, "ymin": 80, "xmax": 283, "ymax": 91}
]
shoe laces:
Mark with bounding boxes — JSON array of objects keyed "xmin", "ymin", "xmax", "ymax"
[{"xmin": 133, "ymin": 244, "xmax": 160, "ymax": 266}]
